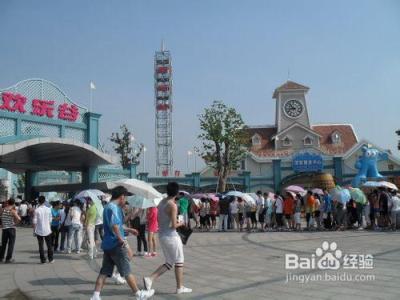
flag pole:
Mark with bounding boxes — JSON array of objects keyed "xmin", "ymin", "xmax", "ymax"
[{"xmin": 89, "ymin": 84, "xmax": 93, "ymax": 112}]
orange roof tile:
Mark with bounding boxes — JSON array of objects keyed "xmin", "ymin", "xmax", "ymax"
[
  {"xmin": 312, "ymin": 124, "xmax": 358, "ymax": 155},
  {"xmin": 246, "ymin": 124, "xmax": 358, "ymax": 157}
]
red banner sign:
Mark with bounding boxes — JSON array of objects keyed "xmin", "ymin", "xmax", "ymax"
[{"xmin": 0, "ymin": 92, "xmax": 79, "ymax": 122}]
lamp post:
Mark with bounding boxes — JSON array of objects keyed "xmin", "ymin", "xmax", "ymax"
[
  {"xmin": 187, "ymin": 150, "xmax": 193, "ymax": 174},
  {"xmin": 143, "ymin": 146, "xmax": 147, "ymax": 172},
  {"xmin": 193, "ymin": 146, "xmax": 199, "ymax": 172}
]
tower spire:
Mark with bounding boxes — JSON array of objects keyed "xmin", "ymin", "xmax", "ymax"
[
  {"xmin": 155, "ymin": 42, "xmax": 173, "ymax": 176},
  {"xmin": 161, "ymin": 39, "xmax": 165, "ymax": 52}
]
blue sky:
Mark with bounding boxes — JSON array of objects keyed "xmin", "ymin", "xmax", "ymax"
[{"xmin": 1, "ymin": 0, "xmax": 399, "ymax": 175}]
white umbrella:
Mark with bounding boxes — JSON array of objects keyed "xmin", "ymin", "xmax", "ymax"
[
  {"xmin": 226, "ymin": 191, "xmax": 244, "ymax": 197},
  {"xmin": 362, "ymin": 181, "xmax": 398, "ymax": 191},
  {"xmin": 106, "ymin": 179, "xmax": 163, "ymax": 200},
  {"xmin": 103, "ymin": 194, "xmax": 111, "ymax": 203},
  {"xmin": 379, "ymin": 181, "xmax": 398, "ymax": 191},
  {"xmin": 75, "ymin": 190, "xmax": 104, "ymax": 217},
  {"xmin": 243, "ymin": 193, "xmax": 256, "ymax": 205},
  {"xmin": 127, "ymin": 195, "xmax": 162, "ymax": 209},
  {"xmin": 76, "ymin": 189, "xmax": 105, "ymax": 199},
  {"xmin": 191, "ymin": 198, "xmax": 201, "ymax": 207},
  {"xmin": 226, "ymin": 191, "xmax": 256, "ymax": 205},
  {"xmin": 248, "ymin": 193, "xmax": 259, "ymax": 201},
  {"xmin": 362, "ymin": 181, "xmax": 381, "ymax": 188}
]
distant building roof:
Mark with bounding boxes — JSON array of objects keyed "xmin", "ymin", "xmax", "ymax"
[
  {"xmin": 247, "ymin": 126, "xmax": 277, "ymax": 155},
  {"xmin": 246, "ymin": 123, "xmax": 358, "ymax": 157},
  {"xmin": 312, "ymin": 124, "xmax": 358, "ymax": 155},
  {"xmin": 273, "ymin": 80, "xmax": 310, "ymax": 98}
]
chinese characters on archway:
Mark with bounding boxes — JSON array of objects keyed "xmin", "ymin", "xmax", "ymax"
[{"xmin": 0, "ymin": 92, "xmax": 79, "ymax": 122}]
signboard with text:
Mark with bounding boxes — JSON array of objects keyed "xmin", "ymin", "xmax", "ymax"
[
  {"xmin": 292, "ymin": 152, "xmax": 324, "ymax": 172},
  {"xmin": 0, "ymin": 91, "xmax": 79, "ymax": 122}
]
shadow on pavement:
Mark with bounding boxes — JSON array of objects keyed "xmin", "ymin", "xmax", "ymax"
[
  {"xmin": 29, "ymin": 277, "xmax": 93, "ymax": 286},
  {"xmin": 3, "ymin": 289, "xmax": 29, "ymax": 300},
  {"xmin": 71, "ymin": 289, "xmax": 178, "ymax": 298}
]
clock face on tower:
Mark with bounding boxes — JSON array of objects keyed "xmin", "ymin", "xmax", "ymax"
[{"xmin": 283, "ymin": 99, "xmax": 304, "ymax": 119}]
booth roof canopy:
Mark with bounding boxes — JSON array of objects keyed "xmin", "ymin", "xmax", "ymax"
[{"xmin": 0, "ymin": 137, "xmax": 117, "ymax": 173}]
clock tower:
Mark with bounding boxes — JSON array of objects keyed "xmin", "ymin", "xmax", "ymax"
[{"xmin": 273, "ymin": 81, "xmax": 311, "ymax": 133}]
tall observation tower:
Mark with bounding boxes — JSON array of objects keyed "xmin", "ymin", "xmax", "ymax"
[{"xmin": 154, "ymin": 41, "xmax": 173, "ymax": 176}]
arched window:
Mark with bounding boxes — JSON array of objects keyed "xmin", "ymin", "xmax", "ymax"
[
  {"xmin": 331, "ymin": 132, "xmax": 341, "ymax": 144},
  {"xmin": 252, "ymin": 134, "xmax": 261, "ymax": 146},
  {"xmin": 282, "ymin": 136, "xmax": 292, "ymax": 146},
  {"xmin": 303, "ymin": 135, "xmax": 313, "ymax": 146},
  {"xmin": 240, "ymin": 159, "xmax": 246, "ymax": 170}
]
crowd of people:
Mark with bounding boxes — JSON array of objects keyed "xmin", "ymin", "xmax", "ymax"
[
  {"xmin": 0, "ymin": 182, "xmax": 191, "ymax": 300},
  {"xmin": 0, "ymin": 183, "xmax": 399, "ymax": 299},
  {"xmin": 176, "ymin": 187, "xmax": 400, "ymax": 232}
]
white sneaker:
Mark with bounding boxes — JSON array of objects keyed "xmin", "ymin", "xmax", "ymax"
[
  {"xmin": 112, "ymin": 273, "xmax": 126, "ymax": 285},
  {"xmin": 177, "ymin": 286, "xmax": 192, "ymax": 294},
  {"xmin": 90, "ymin": 294, "xmax": 101, "ymax": 300},
  {"xmin": 136, "ymin": 289, "xmax": 154, "ymax": 300},
  {"xmin": 143, "ymin": 277, "xmax": 153, "ymax": 290}
]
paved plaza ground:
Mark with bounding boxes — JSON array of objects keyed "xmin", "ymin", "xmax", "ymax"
[{"xmin": 1, "ymin": 227, "xmax": 400, "ymax": 300}]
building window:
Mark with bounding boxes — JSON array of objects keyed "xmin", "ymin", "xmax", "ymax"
[
  {"xmin": 332, "ymin": 132, "xmax": 341, "ymax": 144},
  {"xmin": 240, "ymin": 159, "xmax": 246, "ymax": 170},
  {"xmin": 252, "ymin": 134, "xmax": 261, "ymax": 146},
  {"xmin": 282, "ymin": 136, "xmax": 292, "ymax": 146},
  {"xmin": 304, "ymin": 135, "xmax": 313, "ymax": 146}
]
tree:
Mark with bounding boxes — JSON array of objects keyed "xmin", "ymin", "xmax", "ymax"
[
  {"xmin": 396, "ymin": 129, "xmax": 400, "ymax": 151},
  {"xmin": 110, "ymin": 124, "xmax": 143, "ymax": 169},
  {"xmin": 198, "ymin": 101, "xmax": 250, "ymax": 192},
  {"xmin": 0, "ymin": 180, "xmax": 8, "ymax": 201},
  {"xmin": 14, "ymin": 174, "xmax": 25, "ymax": 194}
]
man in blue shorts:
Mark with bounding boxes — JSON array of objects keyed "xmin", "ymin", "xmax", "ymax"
[{"xmin": 90, "ymin": 186, "xmax": 154, "ymax": 300}]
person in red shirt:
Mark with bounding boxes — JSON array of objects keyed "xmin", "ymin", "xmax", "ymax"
[
  {"xmin": 209, "ymin": 199, "xmax": 219, "ymax": 230},
  {"xmin": 305, "ymin": 191, "xmax": 316, "ymax": 230},
  {"xmin": 283, "ymin": 192, "xmax": 295, "ymax": 230},
  {"xmin": 147, "ymin": 207, "xmax": 158, "ymax": 257}
]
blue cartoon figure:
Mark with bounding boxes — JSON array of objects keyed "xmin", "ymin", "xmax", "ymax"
[{"xmin": 352, "ymin": 145, "xmax": 388, "ymax": 187}]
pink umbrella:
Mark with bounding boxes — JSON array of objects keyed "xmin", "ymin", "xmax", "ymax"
[
  {"xmin": 312, "ymin": 188, "xmax": 324, "ymax": 195},
  {"xmin": 192, "ymin": 193, "xmax": 208, "ymax": 199},
  {"xmin": 285, "ymin": 185, "xmax": 306, "ymax": 195},
  {"xmin": 208, "ymin": 194, "xmax": 219, "ymax": 202}
]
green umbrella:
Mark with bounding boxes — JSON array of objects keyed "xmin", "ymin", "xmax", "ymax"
[{"xmin": 350, "ymin": 188, "xmax": 367, "ymax": 204}]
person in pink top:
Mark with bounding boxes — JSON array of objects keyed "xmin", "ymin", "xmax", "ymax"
[{"xmin": 147, "ymin": 207, "xmax": 158, "ymax": 257}]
